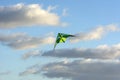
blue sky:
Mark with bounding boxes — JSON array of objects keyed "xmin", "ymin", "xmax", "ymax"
[{"xmin": 0, "ymin": 0, "xmax": 120, "ymax": 80}]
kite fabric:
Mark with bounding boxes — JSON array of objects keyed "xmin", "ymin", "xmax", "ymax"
[{"xmin": 54, "ymin": 33, "xmax": 75, "ymax": 49}]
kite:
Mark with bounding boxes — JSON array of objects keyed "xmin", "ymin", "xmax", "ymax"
[{"xmin": 54, "ymin": 33, "xmax": 75, "ymax": 49}]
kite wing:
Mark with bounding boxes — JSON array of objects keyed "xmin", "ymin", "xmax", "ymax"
[{"xmin": 54, "ymin": 33, "xmax": 75, "ymax": 49}]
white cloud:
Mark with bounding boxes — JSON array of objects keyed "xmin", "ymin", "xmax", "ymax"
[
  {"xmin": 20, "ymin": 59, "xmax": 120, "ymax": 80},
  {"xmin": 0, "ymin": 25, "xmax": 119, "ymax": 50},
  {"xmin": 19, "ymin": 64, "xmax": 41, "ymax": 76},
  {"xmin": 0, "ymin": 33, "xmax": 55, "ymax": 50},
  {"xmin": 70, "ymin": 24, "xmax": 119, "ymax": 43},
  {"xmin": 22, "ymin": 50, "xmax": 41, "ymax": 59},
  {"xmin": 42, "ymin": 43, "xmax": 120, "ymax": 59},
  {"xmin": 47, "ymin": 5, "xmax": 58, "ymax": 12},
  {"xmin": 62, "ymin": 8, "xmax": 68, "ymax": 16},
  {"xmin": 41, "ymin": 59, "xmax": 120, "ymax": 80},
  {"xmin": 0, "ymin": 3, "xmax": 64, "ymax": 29}
]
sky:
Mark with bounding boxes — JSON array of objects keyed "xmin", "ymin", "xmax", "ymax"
[{"xmin": 0, "ymin": 0, "xmax": 120, "ymax": 80}]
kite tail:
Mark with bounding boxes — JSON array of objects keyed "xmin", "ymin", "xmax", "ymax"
[{"xmin": 53, "ymin": 43, "xmax": 57, "ymax": 50}]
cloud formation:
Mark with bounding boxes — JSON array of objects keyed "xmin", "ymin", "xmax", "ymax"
[
  {"xmin": 22, "ymin": 50, "xmax": 42, "ymax": 59},
  {"xmin": 62, "ymin": 8, "xmax": 68, "ymax": 16},
  {"xmin": 70, "ymin": 24, "xmax": 119, "ymax": 42},
  {"xmin": 0, "ymin": 3, "xmax": 63, "ymax": 28},
  {"xmin": 42, "ymin": 43, "xmax": 120, "ymax": 59},
  {"xmin": 0, "ymin": 33, "xmax": 55, "ymax": 50},
  {"xmin": 0, "ymin": 25, "xmax": 119, "ymax": 50},
  {"xmin": 42, "ymin": 59, "xmax": 120, "ymax": 80},
  {"xmin": 20, "ymin": 59, "xmax": 120, "ymax": 80},
  {"xmin": 19, "ymin": 64, "xmax": 41, "ymax": 76}
]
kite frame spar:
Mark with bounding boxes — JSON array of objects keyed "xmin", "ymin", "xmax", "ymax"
[{"xmin": 54, "ymin": 33, "xmax": 75, "ymax": 49}]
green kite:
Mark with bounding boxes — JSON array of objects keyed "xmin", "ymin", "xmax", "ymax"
[{"xmin": 54, "ymin": 33, "xmax": 75, "ymax": 49}]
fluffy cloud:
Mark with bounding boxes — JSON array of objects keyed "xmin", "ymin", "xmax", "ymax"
[
  {"xmin": 0, "ymin": 33, "xmax": 55, "ymax": 50},
  {"xmin": 22, "ymin": 50, "xmax": 41, "ymax": 59},
  {"xmin": 22, "ymin": 43, "xmax": 120, "ymax": 60},
  {"xmin": 19, "ymin": 64, "xmax": 41, "ymax": 76},
  {"xmin": 20, "ymin": 59, "xmax": 120, "ymax": 80},
  {"xmin": 42, "ymin": 59, "xmax": 120, "ymax": 80},
  {"xmin": 42, "ymin": 43, "xmax": 120, "ymax": 59},
  {"xmin": 70, "ymin": 24, "xmax": 119, "ymax": 42},
  {"xmin": 0, "ymin": 3, "xmax": 63, "ymax": 28},
  {"xmin": 0, "ymin": 25, "xmax": 119, "ymax": 50}
]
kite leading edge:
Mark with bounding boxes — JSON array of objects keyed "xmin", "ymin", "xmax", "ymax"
[{"xmin": 54, "ymin": 33, "xmax": 75, "ymax": 50}]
